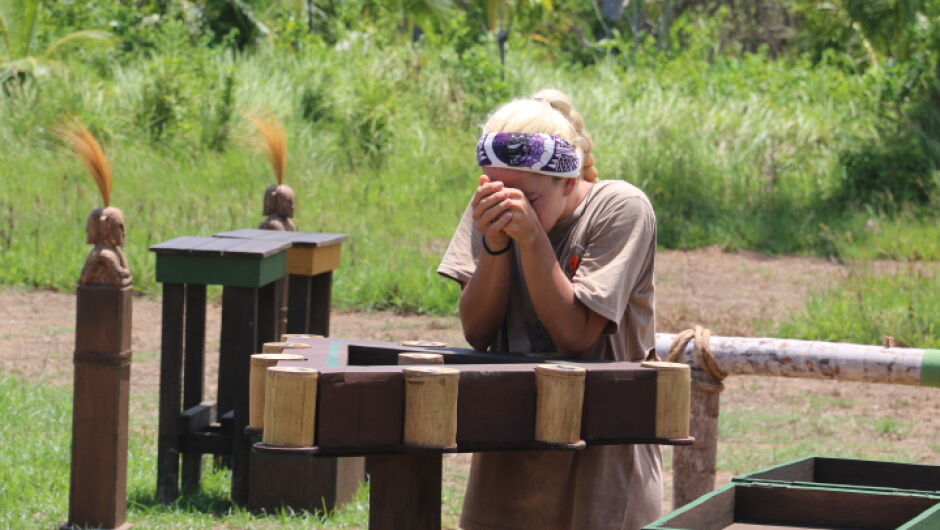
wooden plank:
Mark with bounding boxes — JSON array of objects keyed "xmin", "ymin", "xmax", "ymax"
[
  {"xmin": 182, "ymin": 284, "xmax": 206, "ymax": 491},
  {"xmin": 157, "ymin": 283, "xmax": 185, "ymax": 503},
  {"xmin": 248, "ymin": 454, "xmax": 365, "ymax": 514},
  {"xmin": 308, "ymin": 272, "xmax": 333, "ymax": 336},
  {"xmin": 224, "ymin": 238, "xmax": 292, "ymax": 257},
  {"xmin": 214, "ymin": 229, "xmax": 348, "ymax": 248},
  {"xmin": 218, "ymin": 286, "xmax": 259, "ymax": 505},
  {"xmin": 655, "ymin": 482, "xmax": 734, "ymax": 530},
  {"xmin": 257, "ymin": 280, "xmax": 281, "ymax": 353},
  {"xmin": 286, "ymin": 274, "xmax": 312, "ymax": 334},
  {"xmin": 735, "ymin": 485, "xmax": 939, "ymax": 529},
  {"xmin": 68, "ymin": 286, "xmax": 133, "ymax": 529},
  {"xmin": 813, "ymin": 458, "xmax": 940, "ymax": 494},
  {"xmin": 367, "ymin": 454, "xmax": 442, "ymax": 530},
  {"xmin": 149, "ymin": 236, "xmax": 218, "ymax": 254},
  {"xmin": 287, "ymin": 246, "xmax": 342, "ymax": 276},
  {"xmin": 178, "ymin": 403, "xmax": 216, "ymax": 434}
]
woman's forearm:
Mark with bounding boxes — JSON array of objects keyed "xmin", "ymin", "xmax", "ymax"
[
  {"xmin": 459, "ymin": 248, "xmax": 512, "ymax": 351},
  {"xmin": 516, "ymin": 231, "xmax": 607, "ymax": 355}
]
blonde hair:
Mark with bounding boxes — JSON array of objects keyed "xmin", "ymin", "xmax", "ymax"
[{"xmin": 482, "ymin": 89, "xmax": 598, "ymax": 182}]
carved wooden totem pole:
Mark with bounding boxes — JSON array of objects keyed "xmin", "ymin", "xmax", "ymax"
[
  {"xmin": 249, "ymin": 113, "xmax": 296, "ymax": 232},
  {"xmin": 60, "ymin": 123, "xmax": 133, "ymax": 530}
]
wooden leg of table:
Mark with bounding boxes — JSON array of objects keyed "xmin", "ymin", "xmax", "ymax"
[
  {"xmin": 220, "ymin": 286, "xmax": 259, "ymax": 506},
  {"xmin": 157, "ymin": 283, "xmax": 185, "ymax": 503},
  {"xmin": 308, "ymin": 271, "xmax": 333, "ymax": 337},
  {"xmin": 182, "ymin": 284, "xmax": 206, "ymax": 492},
  {"xmin": 286, "ymin": 274, "xmax": 312, "ymax": 334},
  {"xmin": 257, "ymin": 280, "xmax": 280, "ymax": 351},
  {"xmin": 367, "ymin": 454, "xmax": 442, "ymax": 530}
]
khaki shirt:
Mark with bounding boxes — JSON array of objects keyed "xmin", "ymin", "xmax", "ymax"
[{"xmin": 438, "ymin": 180, "xmax": 663, "ymax": 530}]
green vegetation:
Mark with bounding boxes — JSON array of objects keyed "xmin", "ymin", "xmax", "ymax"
[
  {"xmin": 1, "ymin": 1, "xmax": 937, "ymax": 316},
  {"xmin": 773, "ymin": 266, "xmax": 940, "ymax": 349}
]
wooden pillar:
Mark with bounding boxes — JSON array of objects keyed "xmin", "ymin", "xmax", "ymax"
[
  {"xmin": 672, "ymin": 373, "xmax": 722, "ymax": 509},
  {"xmin": 182, "ymin": 283, "xmax": 206, "ymax": 491},
  {"xmin": 286, "ymin": 274, "xmax": 311, "ymax": 335},
  {"xmin": 308, "ymin": 271, "xmax": 333, "ymax": 337},
  {"xmin": 367, "ymin": 454, "xmax": 442, "ymax": 530},
  {"xmin": 219, "ymin": 286, "xmax": 259, "ymax": 505},
  {"xmin": 366, "ymin": 353, "xmax": 448, "ymax": 530},
  {"xmin": 156, "ymin": 282, "xmax": 185, "ymax": 503},
  {"xmin": 67, "ymin": 285, "xmax": 133, "ymax": 529}
]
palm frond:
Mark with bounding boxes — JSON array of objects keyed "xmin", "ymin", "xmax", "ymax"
[
  {"xmin": 246, "ymin": 111, "xmax": 288, "ymax": 185},
  {"xmin": 42, "ymin": 30, "xmax": 116, "ymax": 59},
  {"xmin": 56, "ymin": 121, "xmax": 113, "ymax": 207}
]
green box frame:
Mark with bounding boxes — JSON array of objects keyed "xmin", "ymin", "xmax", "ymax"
[
  {"xmin": 155, "ymin": 251, "xmax": 286, "ymax": 288},
  {"xmin": 645, "ymin": 482, "xmax": 940, "ymax": 530},
  {"xmin": 732, "ymin": 456, "xmax": 940, "ymax": 498}
]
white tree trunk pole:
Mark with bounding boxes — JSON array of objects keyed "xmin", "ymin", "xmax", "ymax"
[
  {"xmin": 656, "ymin": 334, "xmax": 940, "ymax": 509},
  {"xmin": 655, "ymin": 335, "xmax": 939, "ymax": 387}
]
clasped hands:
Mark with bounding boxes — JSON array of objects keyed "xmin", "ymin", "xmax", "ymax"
[{"xmin": 471, "ymin": 175, "xmax": 542, "ymax": 252}]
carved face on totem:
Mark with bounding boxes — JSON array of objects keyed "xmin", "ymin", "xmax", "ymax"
[
  {"xmin": 262, "ymin": 184, "xmax": 296, "ymax": 218},
  {"xmin": 85, "ymin": 206, "xmax": 126, "ymax": 247}
]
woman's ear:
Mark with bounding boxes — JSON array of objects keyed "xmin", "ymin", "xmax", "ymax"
[{"xmin": 562, "ymin": 178, "xmax": 578, "ymax": 196}]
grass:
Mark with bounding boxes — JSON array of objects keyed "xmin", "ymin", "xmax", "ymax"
[
  {"xmin": 772, "ymin": 265, "xmax": 940, "ymax": 349},
  {"xmin": 3, "ymin": 33, "xmax": 934, "ymax": 316}
]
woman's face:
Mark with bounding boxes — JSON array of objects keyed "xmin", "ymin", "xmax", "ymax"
[{"xmin": 483, "ymin": 167, "xmax": 574, "ymax": 232}]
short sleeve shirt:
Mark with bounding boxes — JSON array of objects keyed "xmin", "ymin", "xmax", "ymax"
[{"xmin": 437, "ymin": 180, "xmax": 663, "ymax": 530}]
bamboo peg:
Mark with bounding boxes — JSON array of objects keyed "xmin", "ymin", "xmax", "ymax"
[
  {"xmin": 249, "ymin": 353, "xmax": 307, "ymax": 429},
  {"xmin": 641, "ymin": 361, "xmax": 691, "ymax": 439},
  {"xmin": 534, "ymin": 364, "xmax": 586, "ymax": 444},
  {"xmin": 262, "ymin": 341, "xmax": 313, "ymax": 353},
  {"xmin": 398, "ymin": 352, "xmax": 444, "ymax": 365},
  {"xmin": 280, "ymin": 333, "xmax": 324, "ymax": 342},
  {"xmin": 400, "ymin": 340, "xmax": 447, "ymax": 349},
  {"xmin": 402, "ymin": 367, "xmax": 459, "ymax": 448},
  {"xmin": 262, "ymin": 367, "xmax": 319, "ymax": 447}
]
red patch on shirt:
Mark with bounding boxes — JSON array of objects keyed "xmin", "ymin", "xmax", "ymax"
[{"xmin": 566, "ymin": 254, "xmax": 582, "ymax": 277}]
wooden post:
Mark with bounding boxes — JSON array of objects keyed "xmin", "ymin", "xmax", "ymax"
[
  {"xmin": 156, "ymin": 283, "xmax": 184, "ymax": 503},
  {"xmin": 534, "ymin": 364, "xmax": 585, "ymax": 444},
  {"xmin": 67, "ymin": 285, "xmax": 133, "ymax": 530},
  {"xmin": 182, "ymin": 283, "xmax": 206, "ymax": 491},
  {"xmin": 249, "ymin": 354, "xmax": 307, "ymax": 430},
  {"xmin": 403, "ymin": 367, "xmax": 459, "ymax": 449},
  {"xmin": 366, "ymin": 353, "xmax": 450, "ymax": 529},
  {"xmin": 671, "ymin": 374, "xmax": 721, "ymax": 509},
  {"xmin": 640, "ymin": 361, "xmax": 691, "ymax": 439},
  {"xmin": 281, "ymin": 333, "xmax": 324, "ymax": 342},
  {"xmin": 262, "ymin": 341, "xmax": 312, "ymax": 353},
  {"xmin": 398, "ymin": 353, "xmax": 444, "ymax": 365},
  {"xmin": 263, "ymin": 367, "xmax": 319, "ymax": 447}
]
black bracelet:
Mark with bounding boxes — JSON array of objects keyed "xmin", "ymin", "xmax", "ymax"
[{"xmin": 482, "ymin": 235, "xmax": 513, "ymax": 255}]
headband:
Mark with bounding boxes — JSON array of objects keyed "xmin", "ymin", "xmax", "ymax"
[{"xmin": 476, "ymin": 132, "xmax": 582, "ymax": 178}]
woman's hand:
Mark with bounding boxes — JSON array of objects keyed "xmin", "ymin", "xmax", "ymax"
[
  {"xmin": 471, "ymin": 175, "xmax": 512, "ymax": 250},
  {"xmin": 471, "ymin": 174, "xmax": 545, "ymax": 250}
]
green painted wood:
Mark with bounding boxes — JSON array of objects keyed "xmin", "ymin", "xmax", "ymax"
[
  {"xmin": 155, "ymin": 252, "xmax": 285, "ymax": 288},
  {"xmin": 922, "ymin": 349, "xmax": 940, "ymax": 388},
  {"xmin": 732, "ymin": 456, "xmax": 940, "ymax": 498}
]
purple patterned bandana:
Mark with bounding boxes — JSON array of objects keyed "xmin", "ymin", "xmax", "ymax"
[{"xmin": 477, "ymin": 132, "xmax": 582, "ymax": 178}]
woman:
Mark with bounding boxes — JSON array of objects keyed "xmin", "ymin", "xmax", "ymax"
[{"xmin": 437, "ymin": 89, "xmax": 662, "ymax": 530}]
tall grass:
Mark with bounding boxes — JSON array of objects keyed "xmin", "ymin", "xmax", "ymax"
[
  {"xmin": 772, "ymin": 266, "xmax": 940, "ymax": 349},
  {"xmin": 0, "ymin": 34, "xmax": 925, "ymax": 314}
]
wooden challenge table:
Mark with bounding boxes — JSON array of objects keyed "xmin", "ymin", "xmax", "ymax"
[
  {"xmin": 151, "ymin": 236, "xmax": 290, "ymax": 504},
  {"xmin": 249, "ymin": 337, "xmax": 694, "ymax": 529},
  {"xmin": 213, "ymin": 229, "xmax": 347, "ymax": 337}
]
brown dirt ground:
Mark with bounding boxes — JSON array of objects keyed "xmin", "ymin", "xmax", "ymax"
[{"xmin": 2, "ymin": 247, "xmax": 938, "ymax": 521}]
